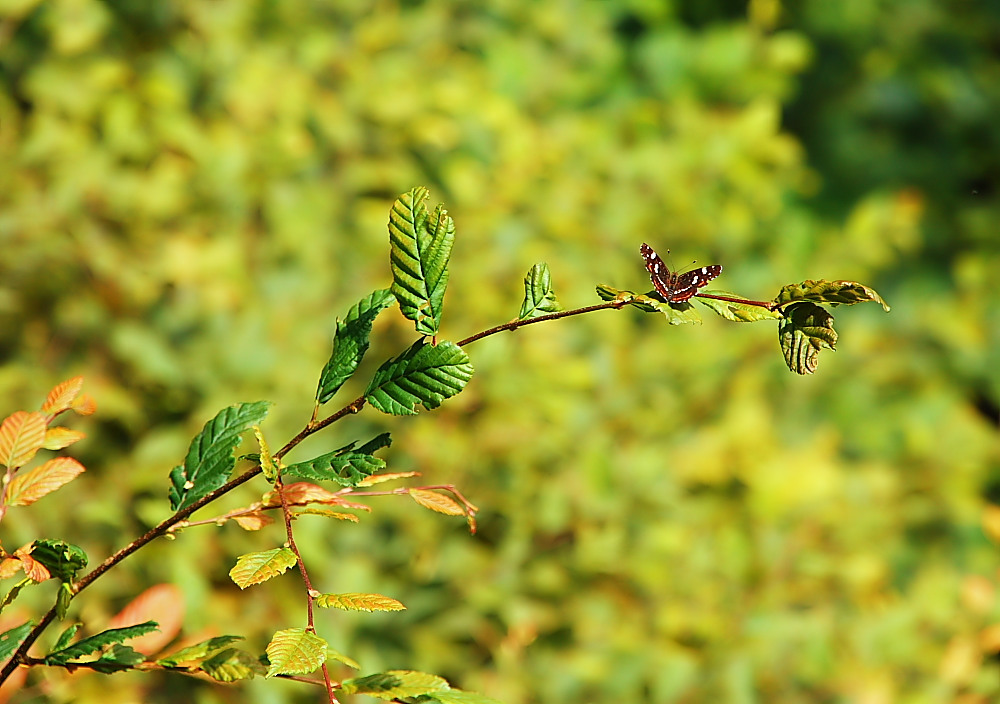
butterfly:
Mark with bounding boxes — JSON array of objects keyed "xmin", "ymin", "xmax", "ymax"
[{"xmin": 640, "ymin": 243, "xmax": 722, "ymax": 303}]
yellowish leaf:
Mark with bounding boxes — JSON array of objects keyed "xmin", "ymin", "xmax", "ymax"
[
  {"xmin": 72, "ymin": 394, "xmax": 97, "ymax": 415},
  {"xmin": 19, "ymin": 552, "xmax": 50, "ymax": 582},
  {"xmin": 0, "ymin": 557, "xmax": 22, "ymax": 579},
  {"xmin": 316, "ymin": 592, "xmax": 405, "ymax": 612},
  {"xmin": 357, "ymin": 471, "xmax": 420, "ymax": 487},
  {"xmin": 6, "ymin": 457, "xmax": 85, "ymax": 506},
  {"xmin": 0, "ymin": 411, "xmax": 47, "ymax": 469},
  {"xmin": 41, "ymin": 377, "xmax": 84, "ymax": 415},
  {"xmin": 982, "ymin": 504, "xmax": 1000, "ymax": 544},
  {"xmin": 229, "ymin": 548, "xmax": 297, "ymax": 589},
  {"xmin": 409, "ymin": 489, "xmax": 464, "ymax": 516},
  {"xmin": 43, "ymin": 427, "xmax": 86, "ymax": 451},
  {"xmin": 295, "ymin": 508, "xmax": 360, "ymax": 522}
]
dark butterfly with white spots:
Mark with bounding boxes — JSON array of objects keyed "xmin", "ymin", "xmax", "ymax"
[{"xmin": 640, "ymin": 243, "xmax": 722, "ymax": 303}]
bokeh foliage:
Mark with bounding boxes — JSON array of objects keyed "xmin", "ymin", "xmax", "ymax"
[{"xmin": 1, "ymin": 1, "xmax": 998, "ymax": 702}]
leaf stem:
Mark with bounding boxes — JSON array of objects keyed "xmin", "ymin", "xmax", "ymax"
[{"xmin": 696, "ymin": 292, "xmax": 776, "ymax": 309}]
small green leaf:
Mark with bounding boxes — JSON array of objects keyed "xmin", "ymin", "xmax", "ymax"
[
  {"xmin": 56, "ymin": 582, "xmax": 72, "ymax": 620},
  {"xmin": 424, "ymin": 689, "xmax": 507, "ymax": 704},
  {"xmin": 229, "ymin": 548, "xmax": 297, "ymax": 589},
  {"xmin": 45, "ymin": 622, "xmax": 159, "ymax": 665},
  {"xmin": 30, "ymin": 539, "xmax": 88, "ymax": 582},
  {"xmin": 168, "ymin": 401, "xmax": 271, "ymax": 511},
  {"xmin": 354, "ymin": 432, "xmax": 392, "ymax": 456},
  {"xmin": 254, "ymin": 426, "xmax": 277, "ymax": 482},
  {"xmin": 89, "ymin": 644, "xmax": 145, "ymax": 673},
  {"xmin": 639, "ymin": 295, "xmax": 704, "ymax": 325},
  {"xmin": 342, "ymin": 670, "xmax": 450, "ymax": 700},
  {"xmin": 778, "ymin": 302, "xmax": 838, "ymax": 375},
  {"xmin": 327, "ymin": 646, "xmax": 361, "ymax": 670},
  {"xmin": 595, "ymin": 285, "xmax": 661, "ymax": 313},
  {"xmin": 201, "ymin": 647, "xmax": 265, "ymax": 682},
  {"xmin": 282, "ymin": 451, "xmax": 384, "ymax": 488},
  {"xmin": 0, "ymin": 621, "xmax": 34, "ymax": 662},
  {"xmin": 1, "ymin": 577, "xmax": 32, "ymax": 614},
  {"xmin": 697, "ymin": 291, "xmax": 783, "ymax": 322},
  {"xmin": 365, "ymin": 339, "xmax": 473, "ymax": 416},
  {"xmin": 389, "ymin": 187, "xmax": 455, "ymax": 336},
  {"xmin": 518, "ymin": 263, "xmax": 561, "ymax": 319},
  {"xmin": 316, "ymin": 289, "xmax": 397, "ymax": 404},
  {"xmin": 315, "ymin": 592, "xmax": 406, "ymax": 612},
  {"xmin": 773, "ymin": 279, "xmax": 890, "ymax": 311},
  {"xmin": 51, "ymin": 623, "xmax": 80, "ymax": 653},
  {"xmin": 265, "ymin": 628, "xmax": 327, "ymax": 677},
  {"xmin": 158, "ymin": 635, "xmax": 245, "ymax": 667}
]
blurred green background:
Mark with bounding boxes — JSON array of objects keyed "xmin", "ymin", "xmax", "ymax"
[{"xmin": 2, "ymin": 0, "xmax": 999, "ymax": 702}]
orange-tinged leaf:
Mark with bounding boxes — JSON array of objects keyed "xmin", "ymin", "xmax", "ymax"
[
  {"xmin": 357, "ymin": 471, "xmax": 420, "ymax": 487},
  {"xmin": 315, "ymin": 592, "xmax": 406, "ymax": 612},
  {"xmin": 19, "ymin": 553, "xmax": 50, "ymax": 582},
  {"xmin": 409, "ymin": 489, "xmax": 464, "ymax": 516},
  {"xmin": 264, "ymin": 482, "xmax": 340, "ymax": 506},
  {"xmin": 107, "ymin": 584, "xmax": 185, "ymax": 655},
  {"xmin": 41, "ymin": 377, "xmax": 84, "ymax": 415},
  {"xmin": 42, "ymin": 427, "xmax": 85, "ymax": 451},
  {"xmin": 0, "ymin": 411, "xmax": 47, "ymax": 469},
  {"xmin": 6, "ymin": 457, "xmax": 85, "ymax": 506},
  {"xmin": 233, "ymin": 511, "xmax": 274, "ymax": 531},
  {"xmin": 295, "ymin": 508, "xmax": 361, "ymax": 522},
  {"xmin": 72, "ymin": 394, "xmax": 96, "ymax": 415},
  {"xmin": 0, "ymin": 558, "xmax": 22, "ymax": 579}
]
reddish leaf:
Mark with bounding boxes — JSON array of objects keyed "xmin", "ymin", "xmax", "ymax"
[
  {"xmin": 6, "ymin": 457, "xmax": 85, "ymax": 506},
  {"xmin": 107, "ymin": 584, "xmax": 185, "ymax": 655},
  {"xmin": 409, "ymin": 489, "xmax": 464, "ymax": 516},
  {"xmin": 0, "ymin": 411, "xmax": 47, "ymax": 469},
  {"xmin": 233, "ymin": 511, "xmax": 274, "ymax": 531},
  {"xmin": 72, "ymin": 394, "xmax": 97, "ymax": 416},
  {"xmin": 41, "ymin": 377, "xmax": 84, "ymax": 415}
]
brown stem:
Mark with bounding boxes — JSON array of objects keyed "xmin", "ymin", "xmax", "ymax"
[{"xmin": 695, "ymin": 292, "xmax": 776, "ymax": 309}]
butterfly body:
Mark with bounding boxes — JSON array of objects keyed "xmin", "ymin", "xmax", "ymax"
[{"xmin": 640, "ymin": 243, "xmax": 722, "ymax": 303}]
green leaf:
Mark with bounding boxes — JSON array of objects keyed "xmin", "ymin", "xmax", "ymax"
[
  {"xmin": 201, "ymin": 647, "xmax": 265, "ymax": 682},
  {"xmin": 168, "ymin": 401, "xmax": 271, "ymax": 511},
  {"xmin": 315, "ymin": 592, "xmax": 406, "ymax": 612},
  {"xmin": 1, "ymin": 577, "xmax": 32, "ymax": 614},
  {"xmin": 0, "ymin": 621, "xmax": 33, "ymax": 663},
  {"xmin": 342, "ymin": 670, "xmax": 450, "ymax": 700},
  {"xmin": 696, "ymin": 291, "xmax": 783, "ymax": 322},
  {"xmin": 327, "ymin": 646, "xmax": 360, "ymax": 670},
  {"xmin": 56, "ymin": 582, "xmax": 72, "ymax": 620},
  {"xmin": 88, "ymin": 644, "xmax": 145, "ymax": 673},
  {"xmin": 636, "ymin": 295, "xmax": 704, "ymax": 325},
  {"xmin": 265, "ymin": 628, "xmax": 327, "ymax": 677},
  {"xmin": 229, "ymin": 548, "xmax": 297, "ymax": 589},
  {"xmin": 51, "ymin": 623, "xmax": 80, "ymax": 653},
  {"xmin": 282, "ymin": 451, "xmax": 384, "ymax": 487},
  {"xmin": 45, "ymin": 622, "xmax": 159, "ymax": 665},
  {"xmin": 365, "ymin": 339, "xmax": 473, "ymax": 416},
  {"xmin": 354, "ymin": 432, "xmax": 392, "ymax": 456},
  {"xmin": 316, "ymin": 289, "xmax": 397, "ymax": 404},
  {"xmin": 422, "ymin": 689, "xmax": 506, "ymax": 704},
  {"xmin": 158, "ymin": 635, "xmax": 245, "ymax": 667},
  {"xmin": 518, "ymin": 263, "xmax": 561, "ymax": 319},
  {"xmin": 778, "ymin": 302, "xmax": 838, "ymax": 375},
  {"xmin": 773, "ymin": 279, "xmax": 891, "ymax": 311},
  {"xmin": 388, "ymin": 187, "xmax": 455, "ymax": 336},
  {"xmin": 30, "ymin": 539, "xmax": 88, "ymax": 582}
]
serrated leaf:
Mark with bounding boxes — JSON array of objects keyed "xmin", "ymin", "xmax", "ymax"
[
  {"xmin": 1, "ymin": 578, "xmax": 33, "ymax": 614},
  {"xmin": 357, "ymin": 470, "xmax": 420, "ymax": 487},
  {"xmin": 639, "ymin": 295, "xmax": 704, "ymax": 325},
  {"xmin": 233, "ymin": 511, "xmax": 274, "ymax": 530},
  {"xmin": 773, "ymin": 279, "xmax": 891, "ymax": 311},
  {"xmin": 229, "ymin": 548, "xmax": 297, "ymax": 589},
  {"xmin": 254, "ymin": 426, "xmax": 277, "ymax": 482},
  {"xmin": 365, "ymin": 339, "xmax": 473, "ymax": 416},
  {"xmin": 42, "ymin": 427, "xmax": 85, "ymax": 450},
  {"xmin": 30, "ymin": 539, "xmax": 87, "ymax": 583},
  {"xmin": 201, "ymin": 647, "xmax": 265, "ymax": 681},
  {"xmin": 41, "ymin": 377, "xmax": 84, "ymax": 415},
  {"xmin": 342, "ymin": 670, "xmax": 450, "ymax": 700},
  {"xmin": 317, "ymin": 289, "xmax": 397, "ymax": 403},
  {"xmin": 315, "ymin": 592, "xmax": 406, "ymax": 612},
  {"xmin": 45, "ymin": 622, "xmax": 159, "ymax": 665},
  {"xmin": 51, "ymin": 624, "xmax": 81, "ymax": 653},
  {"xmin": 779, "ymin": 302, "xmax": 838, "ymax": 375},
  {"xmin": 409, "ymin": 489, "xmax": 464, "ymax": 516},
  {"xmin": 519, "ymin": 263, "xmax": 561, "ymax": 319},
  {"xmin": 0, "ymin": 621, "xmax": 34, "ymax": 662},
  {"xmin": 425, "ymin": 689, "xmax": 506, "ymax": 704},
  {"xmin": 282, "ymin": 451, "xmax": 384, "ymax": 487},
  {"xmin": 354, "ymin": 432, "xmax": 392, "ymax": 456},
  {"xmin": 0, "ymin": 411, "xmax": 47, "ymax": 469},
  {"xmin": 6, "ymin": 457, "xmax": 85, "ymax": 506},
  {"xmin": 696, "ymin": 291, "xmax": 783, "ymax": 322},
  {"xmin": 89, "ymin": 644, "xmax": 146, "ymax": 672},
  {"xmin": 265, "ymin": 628, "xmax": 327, "ymax": 677},
  {"xmin": 389, "ymin": 187, "xmax": 455, "ymax": 336},
  {"xmin": 168, "ymin": 401, "xmax": 271, "ymax": 511},
  {"xmin": 158, "ymin": 635, "xmax": 245, "ymax": 667},
  {"xmin": 296, "ymin": 508, "xmax": 361, "ymax": 522}
]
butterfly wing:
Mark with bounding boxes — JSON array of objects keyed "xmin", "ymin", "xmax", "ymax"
[
  {"xmin": 639, "ymin": 243, "xmax": 721, "ymax": 303},
  {"xmin": 640, "ymin": 243, "xmax": 679, "ymax": 300},
  {"xmin": 669, "ymin": 265, "xmax": 723, "ymax": 302}
]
